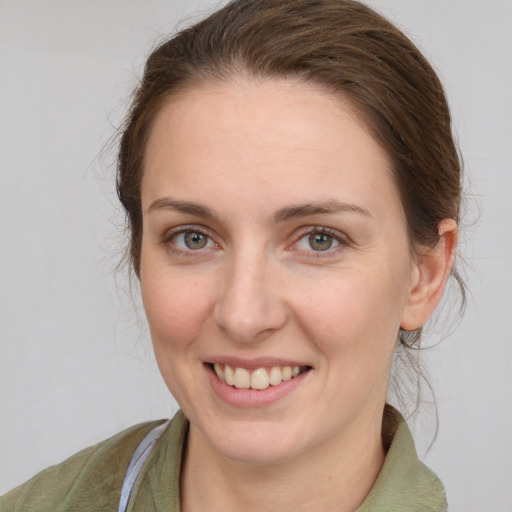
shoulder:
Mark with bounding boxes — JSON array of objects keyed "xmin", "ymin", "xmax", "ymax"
[
  {"xmin": 357, "ymin": 405, "xmax": 447, "ymax": 512},
  {"xmin": 0, "ymin": 420, "xmax": 165, "ymax": 512}
]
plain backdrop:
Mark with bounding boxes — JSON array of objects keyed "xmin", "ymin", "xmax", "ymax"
[{"xmin": 0, "ymin": 1, "xmax": 511, "ymax": 510}]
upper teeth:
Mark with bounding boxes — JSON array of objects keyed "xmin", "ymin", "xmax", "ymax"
[{"xmin": 213, "ymin": 363, "xmax": 303, "ymax": 390}]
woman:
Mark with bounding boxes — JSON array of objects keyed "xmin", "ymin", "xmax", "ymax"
[{"xmin": 0, "ymin": 0, "xmax": 463, "ymax": 510}]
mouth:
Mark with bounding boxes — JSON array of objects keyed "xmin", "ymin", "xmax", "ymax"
[{"xmin": 208, "ymin": 362, "xmax": 312, "ymax": 391}]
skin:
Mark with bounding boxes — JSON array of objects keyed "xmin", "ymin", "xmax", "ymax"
[{"xmin": 139, "ymin": 78, "xmax": 457, "ymax": 511}]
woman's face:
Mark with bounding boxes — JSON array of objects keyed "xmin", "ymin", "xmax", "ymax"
[{"xmin": 140, "ymin": 78, "xmax": 419, "ymax": 465}]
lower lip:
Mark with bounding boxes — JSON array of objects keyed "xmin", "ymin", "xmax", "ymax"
[{"xmin": 206, "ymin": 365, "xmax": 311, "ymax": 408}]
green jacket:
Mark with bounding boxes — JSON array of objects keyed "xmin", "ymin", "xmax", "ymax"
[{"xmin": 0, "ymin": 407, "xmax": 446, "ymax": 511}]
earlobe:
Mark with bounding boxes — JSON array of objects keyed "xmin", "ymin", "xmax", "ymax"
[{"xmin": 400, "ymin": 219, "xmax": 458, "ymax": 331}]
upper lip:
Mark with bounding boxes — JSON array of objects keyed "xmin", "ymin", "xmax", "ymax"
[{"xmin": 204, "ymin": 356, "xmax": 311, "ymax": 369}]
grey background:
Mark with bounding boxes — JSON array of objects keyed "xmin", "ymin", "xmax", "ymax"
[{"xmin": 0, "ymin": 1, "xmax": 510, "ymax": 510}]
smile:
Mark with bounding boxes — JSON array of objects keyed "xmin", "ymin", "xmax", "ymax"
[{"xmin": 212, "ymin": 363, "xmax": 310, "ymax": 390}]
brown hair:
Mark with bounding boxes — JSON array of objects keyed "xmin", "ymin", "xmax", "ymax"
[{"xmin": 117, "ymin": 0, "xmax": 464, "ymax": 347}]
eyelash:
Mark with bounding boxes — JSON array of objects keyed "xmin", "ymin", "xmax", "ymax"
[
  {"xmin": 160, "ymin": 225, "xmax": 349, "ymax": 258},
  {"xmin": 161, "ymin": 225, "xmax": 218, "ymax": 257},
  {"xmin": 292, "ymin": 226, "xmax": 349, "ymax": 258}
]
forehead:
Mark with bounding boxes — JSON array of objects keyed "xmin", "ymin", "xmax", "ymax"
[
  {"xmin": 146, "ymin": 78, "xmax": 373, "ymax": 162},
  {"xmin": 142, "ymin": 78, "xmax": 401, "ymax": 220}
]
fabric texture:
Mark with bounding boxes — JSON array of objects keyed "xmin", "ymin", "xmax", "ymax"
[{"xmin": 0, "ymin": 406, "xmax": 446, "ymax": 511}]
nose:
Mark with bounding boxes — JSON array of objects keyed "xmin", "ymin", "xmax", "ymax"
[{"xmin": 213, "ymin": 249, "xmax": 288, "ymax": 343}]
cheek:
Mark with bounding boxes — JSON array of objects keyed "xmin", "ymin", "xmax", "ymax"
[
  {"xmin": 140, "ymin": 262, "xmax": 216, "ymax": 404},
  {"xmin": 140, "ymin": 263, "xmax": 213, "ymax": 350},
  {"xmin": 295, "ymin": 270, "xmax": 410, "ymax": 409},
  {"xmin": 296, "ymin": 269, "xmax": 409, "ymax": 358}
]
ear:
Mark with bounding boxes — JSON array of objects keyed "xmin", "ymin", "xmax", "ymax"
[{"xmin": 400, "ymin": 219, "xmax": 458, "ymax": 331}]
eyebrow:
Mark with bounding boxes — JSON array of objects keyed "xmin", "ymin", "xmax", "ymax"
[
  {"xmin": 273, "ymin": 200, "xmax": 372, "ymax": 222},
  {"xmin": 147, "ymin": 198, "xmax": 216, "ymax": 218},
  {"xmin": 147, "ymin": 198, "xmax": 371, "ymax": 222}
]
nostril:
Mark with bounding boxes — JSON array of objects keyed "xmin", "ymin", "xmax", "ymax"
[{"xmin": 213, "ymin": 299, "xmax": 288, "ymax": 343}]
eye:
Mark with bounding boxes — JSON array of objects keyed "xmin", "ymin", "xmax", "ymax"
[
  {"xmin": 295, "ymin": 228, "xmax": 345, "ymax": 253},
  {"xmin": 169, "ymin": 229, "xmax": 216, "ymax": 251}
]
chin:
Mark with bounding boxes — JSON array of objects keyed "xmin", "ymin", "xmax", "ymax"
[
  {"xmin": 198, "ymin": 417, "xmax": 310, "ymax": 466},
  {"xmin": 217, "ymin": 437, "xmax": 301, "ymax": 466}
]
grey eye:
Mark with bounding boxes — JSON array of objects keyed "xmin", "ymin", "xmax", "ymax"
[
  {"xmin": 183, "ymin": 231, "xmax": 208, "ymax": 249},
  {"xmin": 295, "ymin": 230, "xmax": 343, "ymax": 253},
  {"xmin": 172, "ymin": 230, "xmax": 214, "ymax": 251},
  {"xmin": 308, "ymin": 233, "xmax": 334, "ymax": 251}
]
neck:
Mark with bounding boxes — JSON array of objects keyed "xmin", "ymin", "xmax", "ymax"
[{"xmin": 180, "ymin": 408, "xmax": 386, "ymax": 512}]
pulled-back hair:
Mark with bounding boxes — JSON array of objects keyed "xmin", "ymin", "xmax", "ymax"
[{"xmin": 117, "ymin": 0, "xmax": 464, "ymax": 349}]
